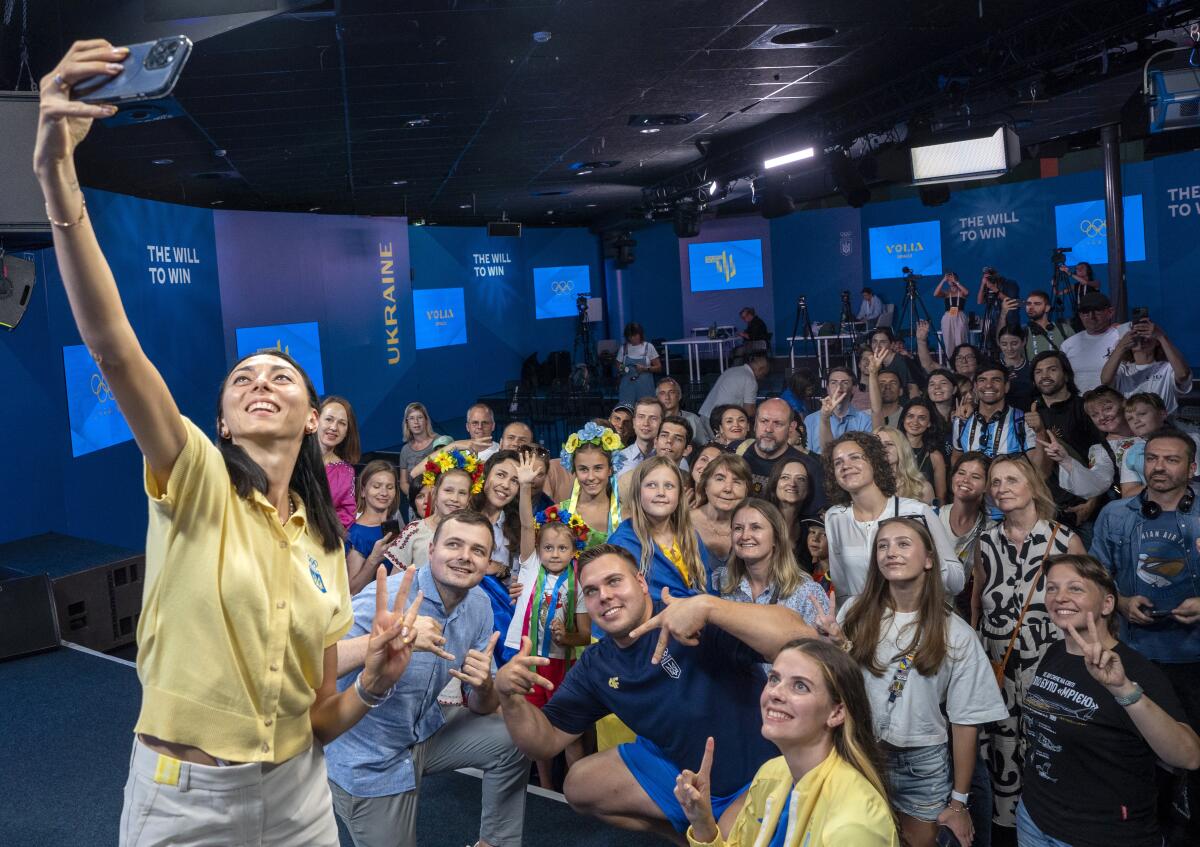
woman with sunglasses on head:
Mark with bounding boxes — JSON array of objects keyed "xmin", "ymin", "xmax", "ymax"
[
  {"xmin": 1017, "ymin": 554, "xmax": 1200, "ymax": 847},
  {"xmin": 33, "ymin": 41, "xmax": 418, "ymax": 845},
  {"xmin": 818, "ymin": 517, "xmax": 1006, "ymax": 847},
  {"xmin": 674, "ymin": 639, "xmax": 898, "ymax": 846},
  {"xmin": 973, "ymin": 455, "xmax": 1085, "ymax": 837},
  {"xmin": 822, "ymin": 432, "xmax": 963, "ymax": 609}
]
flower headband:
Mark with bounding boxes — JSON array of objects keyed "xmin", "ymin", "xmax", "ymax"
[
  {"xmin": 421, "ymin": 449, "xmax": 485, "ymax": 495},
  {"xmin": 533, "ymin": 505, "xmax": 591, "ymax": 551},
  {"xmin": 560, "ymin": 421, "xmax": 626, "ymax": 474}
]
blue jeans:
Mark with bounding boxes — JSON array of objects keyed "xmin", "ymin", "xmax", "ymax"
[
  {"xmin": 1015, "ymin": 800, "xmax": 1073, "ymax": 847},
  {"xmin": 969, "ymin": 752, "xmax": 992, "ymax": 847}
]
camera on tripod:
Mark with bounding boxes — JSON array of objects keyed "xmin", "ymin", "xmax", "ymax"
[{"xmin": 1050, "ymin": 247, "xmax": 1070, "ymax": 267}]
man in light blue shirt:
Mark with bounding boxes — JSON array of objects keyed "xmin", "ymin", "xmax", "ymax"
[
  {"xmin": 804, "ymin": 366, "xmax": 872, "ymax": 453},
  {"xmin": 856, "ymin": 287, "xmax": 884, "ymax": 326},
  {"xmin": 325, "ymin": 511, "xmax": 527, "ymax": 847}
]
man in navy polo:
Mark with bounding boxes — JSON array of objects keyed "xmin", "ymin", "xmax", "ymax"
[{"xmin": 493, "ymin": 543, "xmax": 813, "ymax": 842}]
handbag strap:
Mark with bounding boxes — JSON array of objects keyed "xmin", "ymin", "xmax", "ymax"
[{"xmin": 995, "ymin": 521, "xmax": 1062, "ymax": 680}]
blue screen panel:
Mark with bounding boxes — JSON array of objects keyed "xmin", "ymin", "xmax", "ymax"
[
  {"xmin": 1053, "ymin": 195, "xmax": 1146, "ymax": 265},
  {"xmin": 235, "ymin": 321, "xmax": 326, "ymax": 396},
  {"xmin": 63, "ymin": 344, "xmax": 135, "ymax": 458},
  {"xmin": 867, "ymin": 220, "xmax": 943, "ymax": 280},
  {"xmin": 687, "ymin": 239, "xmax": 765, "ymax": 292},
  {"xmin": 533, "ymin": 265, "xmax": 591, "ymax": 319},
  {"xmin": 412, "ymin": 288, "xmax": 468, "ymax": 350}
]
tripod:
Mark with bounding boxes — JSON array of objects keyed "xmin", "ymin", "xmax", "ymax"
[
  {"xmin": 893, "ymin": 272, "xmax": 939, "ymax": 359},
  {"xmin": 1050, "ymin": 252, "xmax": 1075, "ymax": 325},
  {"xmin": 787, "ymin": 296, "xmax": 824, "ymax": 383},
  {"xmin": 571, "ymin": 294, "xmax": 595, "ymax": 390}
]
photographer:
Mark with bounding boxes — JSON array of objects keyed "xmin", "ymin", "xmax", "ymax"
[
  {"xmin": 977, "ymin": 266, "xmax": 1020, "ymax": 330},
  {"xmin": 999, "ymin": 289, "xmax": 1074, "ymax": 359},
  {"xmin": 1100, "ymin": 312, "xmax": 1192, "ymax": 416},
  {"xmin": 933, "ymin": 272, "xmax": 970, "ymax": 352},
  {"xmin": 1056, "ymin": 261, "xmax": 1099, "ymax": 324}
]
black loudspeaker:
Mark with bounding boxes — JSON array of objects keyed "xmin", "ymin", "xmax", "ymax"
[
  {"xmin": 0, "ymin": 253, "xmax": 36, "ymax": 331},
  {"xmin": 673, "ymin": 204, "xmax": 701, "ymax": 239},
  {"xmin": 920, "ymin": 185, "xmax": 951, "ymax": 207},
  {"xmin": 0, "ymin": 572, "xmax": 61, "ymax": 660},
  {"xmin": 830, "ymin": 153, "xmax": 870, "ymax": 208},
  {"xmin": 487, "ymin": 220, "xmax": 522, "ymax": 237}
]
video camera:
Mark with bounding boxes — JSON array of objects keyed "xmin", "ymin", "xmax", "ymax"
[{"xmin": 1050, "ymin": 246, "xmax": 1071, "ymax": 267}]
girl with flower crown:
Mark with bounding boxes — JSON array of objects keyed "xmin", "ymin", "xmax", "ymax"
[
  {"xmin": 559, "ymin": 421, "xmax": 626, "ymax": 546},
  {"xmin": 380, "ymin": 449, "xmax": 480, "ymax": 572},
  {"xmin": 505, "ymin": 456, "xmax": 593, "ymax": 789}
]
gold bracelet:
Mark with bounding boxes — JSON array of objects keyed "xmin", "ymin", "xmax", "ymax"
[{"xmin": 46, "ymin": 199, "xmax": 87, "ymax": 228}]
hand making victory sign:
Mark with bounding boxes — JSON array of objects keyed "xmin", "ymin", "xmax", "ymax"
[
  {"xmin": 674, "ymin": 736, "xmax": 718, "ymax": 843},
  {"xmin": 1066, "ymin": 612, "xmax": 1129, "ymax": 693},
  {"xmin": 359, "ymin": 566, "xmax": 424, "ymax": 696},
  {"xmin": 449, "ymin": 630, "xmax": 501, "ymax": 689}
]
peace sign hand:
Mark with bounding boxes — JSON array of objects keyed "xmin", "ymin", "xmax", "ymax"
[
  {"xmin": 1038, "ymin": 430, "xmax": 1068, "ymax": 465},
  {"xmin": 820, "ymin": 385, "xmax": 847, "ymax": 419},
  {"xmin": 494, "ymin": 636, "xmax": 556, "ymax": 698},
  {"xmin": 814, "ymin": 609, "xmax": 846, "ymax": 647},
  {"xmin": 673, "ymin": 737, "xmax": 718, "ymax": 843},
  {"xmin": 956, "ymin": 393, "xmax": 976, "ymax": 421},
  {"xmin": 1066, "ymin": 613, "xmax": 1129, "ymax": 693},
  {"xmin": 448, "ymin": 631, "xmax": 500, "ymax": 690},
  {"xmin": 628, "ymin": 588, "xmax": 710, "ymax": 665},
  {"xmin": 361, "ymin": 566, "xmax": 423, "ymax": 694}
]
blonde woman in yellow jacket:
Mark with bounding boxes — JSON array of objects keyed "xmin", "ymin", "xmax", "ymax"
[{"xmin": 675, "ymin": 639, "xmax": 898, "ymax": 847}]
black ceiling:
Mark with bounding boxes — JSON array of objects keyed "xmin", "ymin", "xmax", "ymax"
[{"xmin": 3, "ymin": 0, "xmax": 1197, "ymax": 229}]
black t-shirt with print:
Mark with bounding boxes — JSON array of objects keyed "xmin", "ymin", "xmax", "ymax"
[
  {"xmin": 735, "ymin": 443, "xmax": 826, "ymax": 516},
  {"xmin": 1021, "ymin": 640, "xmax": 1188, "ymax": 847}
]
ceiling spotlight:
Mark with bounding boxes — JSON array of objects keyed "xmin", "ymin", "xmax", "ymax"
[
  {"xmin": 704, "ymin": 180, "xmax": 719, "ymax": 196},
  {"xmin": 640, "ymin": 127, "xmax": 661, "ymax": 134},
  {"xmin": 586, "ymin": 203, "xmax": 598, "ymax": 207},
  {"xmin": 532, "ymin": 30, "xmax": 552, "ymax": 43},
  {"xmin": 151, "ymin": 158, "xmax": 174, "ymax": 165},
  {"xmin": 576, "ymin": 169, "xmax": 593, "ymax": 176},
  {"xmin": 391, "ymin": 179, "xmax": 408, "ymax": 186},
  {"xmin": 309, "ymin": 206, "xmax": 322, "ymax": 212},
  {"xmin": 763, "ymin": 147, "xmax": 815, "ymax": 169},
  {"xmin": 406, "ymin": 116, "xmax": 431, "ymax": 128}
]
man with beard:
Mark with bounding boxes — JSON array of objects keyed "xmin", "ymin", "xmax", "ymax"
[
  {"xmin": 1091, "ymin": 429, "xmax": 1200, "ymax": 843},
  {"xmin": 998, "ymin": 289, "xmax": 1074, "ymax": 358},
  {"xmin": 732, "ymin": 398, "xmax": 824, "ymax": 514},
  {"xmin": 1060, "ymin": 292, "xmax": 1129, "ymax": 392},
  {"xmin": 493, "ymin": 544, "xmax": 812, "ymax": 842},
  {"xmin": 1028, "ymin": 351, "xmax": 1106, "ymax": 535},
  {"xmin": 951, "ymin": 360, "xmax": 1040, "ymax": 465}
]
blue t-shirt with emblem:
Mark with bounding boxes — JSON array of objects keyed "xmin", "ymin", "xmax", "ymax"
[
  {"xmin": 541, "ymin": 601, "xmax": 776, "ymax": 797},
  {"xmin": 1126, "ymin": 509, "xmax": 1200, "ymax": 661}
]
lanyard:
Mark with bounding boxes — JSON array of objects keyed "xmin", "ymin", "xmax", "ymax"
[{"xmin": 966, "ymin": 407, "xmax": 1009, "ymax": 457}]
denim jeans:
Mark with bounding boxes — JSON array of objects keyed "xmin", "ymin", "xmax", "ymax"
[{"xmin": 1015, "ymin": 800, "xmax": 1073, "ymax": 847}]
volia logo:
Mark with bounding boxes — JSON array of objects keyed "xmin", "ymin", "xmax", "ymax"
[
  {"xmin": 704, "ymin": 250, "xmax": 736, "ymax": 283},
  {"xmin": 426, "ymin": 307, "xmax": 454, "ymax": 326},
  {"xmin": 885, "ymin": 242, "xmax": 924, "ymax": 256}
]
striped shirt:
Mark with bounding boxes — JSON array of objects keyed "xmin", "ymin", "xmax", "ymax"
[{"xmin": 952, "ymin": 406, "xmax": 1036, "ymax": 457}]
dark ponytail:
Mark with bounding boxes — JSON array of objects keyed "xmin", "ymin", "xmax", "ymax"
[{"xmin": 216, "ymin": 350, "xmax": 344, "ymax": 552}]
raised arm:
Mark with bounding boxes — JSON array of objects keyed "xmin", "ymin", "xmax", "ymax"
[
  {"xmin": 1153, "ymin": 324, "xmax": 1192, "ymax": 387},
  {"xmin": 516, "ymin": 453, "xmax": 538, "ymax": 561},
  {"xmin": 915, "ymin": 320, "xmax": 937, "ymax": 373},
  {"xmin": 863, "ymin": 352, "xmax": 885, "ymax": 429},
  {"xmin": 35, "ymin": 41, "xmax": 186, "ymax": 488},
  {"xmin": 1100, "ymin": 331, "xmax": 1134, "ymax": 388}
]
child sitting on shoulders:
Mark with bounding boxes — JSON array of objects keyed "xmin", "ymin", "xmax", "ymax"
[{"xmin": 504, "ymin": 453, "xmax": 592, "ymax": 790}]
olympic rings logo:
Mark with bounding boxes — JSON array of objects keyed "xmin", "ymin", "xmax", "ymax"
[
  {"xmin": 1080, "ymin": 218, "xmax": 1106, "ymax": 238},
  {"xmin": 90, "ymin": 373, "xmax": 114, "ymax": 403},
  {"xmin": 551, "ymin": 280, "xmax": 574, "ymax": 294}
]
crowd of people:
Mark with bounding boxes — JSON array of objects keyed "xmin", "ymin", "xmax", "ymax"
[{"xmin": 36, "ymin": 40, "xmax": 1200, "ymax": 847}]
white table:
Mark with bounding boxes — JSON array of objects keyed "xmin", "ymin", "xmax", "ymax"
[
  {"xmin": 787, "ymin": 333, "xmax": 859, "ymax": 377},
  {"xmin": 690, "ymin": 325, "xmax": 737, "ymax": 337},
  {"xmin": 662, "ymin": 336, "xmax": 739, "ymax": 383}
]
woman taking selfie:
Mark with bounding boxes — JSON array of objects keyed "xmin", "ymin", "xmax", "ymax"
[{"xmin": 35, "ymin": 41, "xmax": 417, "ymax": 845}]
